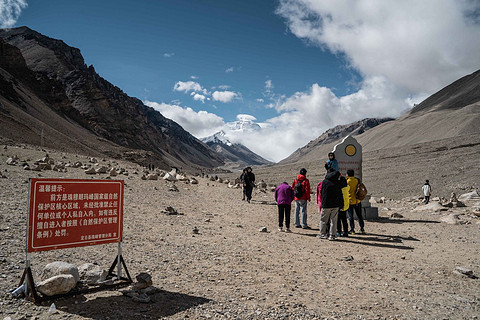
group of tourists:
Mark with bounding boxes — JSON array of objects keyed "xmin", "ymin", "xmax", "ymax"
[
  {"xmin": 240, "ymin": 167, "xmax": 255, "ymax": 203},
  {"xmin": 272, "ymin": 152, "xmax": 366, "ymax": 240}
]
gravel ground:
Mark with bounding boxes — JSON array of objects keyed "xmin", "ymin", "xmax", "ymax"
[{"xmin": 0, "ymin": 144, "xmax": 479, "ymax": 320}]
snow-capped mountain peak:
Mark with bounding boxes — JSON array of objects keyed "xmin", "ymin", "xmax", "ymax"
[{"xmin": 201, "ymin": 130, "xmax": 233, "ymax": 146}]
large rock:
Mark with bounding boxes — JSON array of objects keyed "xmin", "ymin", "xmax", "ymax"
[
  {"xmin": 458, "ymin": 190, "xmax": 480, "ymax": 201},
  {"xmin": 36, "ymin": 274, "xmax": 77, "ymax": 296},
  {"xmin": 42, "ymin": 261, "xmax": 79, "ymax": 282},
  {"xmin": 412, "ymin": 201, "xmax": 448, "ymax": 212},
  {"xmin": 78, "ymin": 263, "xmax": 107, "ymax": 284},
  {"xmin": 146, "ymin": 173, "xmax": 158, "ymax": 180},
  {"xmin": 163, "ymin": 172, "xmax": 177, "ymax": 181},
  {"xmin": 84, "ymin": 167, "xmax": 96, "ymax": 174},
  {"xmin": 440, "ymin": 213, "xmax": 462, "ymax": 225}
]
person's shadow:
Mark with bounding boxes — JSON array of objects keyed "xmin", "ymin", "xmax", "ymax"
[{"xmin": 54, "ymin": 287, "xmax": 211, "ymax": 319}]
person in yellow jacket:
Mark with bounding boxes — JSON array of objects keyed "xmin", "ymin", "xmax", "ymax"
[
  {"xmin": 336, "ymin": 175, "xmax": 350, "ymax": 237},
  {"xmin": 346, "ymin": 169, "xmax": 365, "ymax": 234}
]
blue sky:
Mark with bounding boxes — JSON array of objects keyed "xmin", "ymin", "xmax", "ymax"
[{"xmin": 2, "ymin": 0, "xmax": 480, "ymax": 161}]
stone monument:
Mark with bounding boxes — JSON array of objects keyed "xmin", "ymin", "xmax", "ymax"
[
  {"xmin": 332, "ymin": 135, "xmax": 363, "ymax": 180},
  {"xmin": 332, "ymin": 135, "xmax": 378, "ymax": 220}
]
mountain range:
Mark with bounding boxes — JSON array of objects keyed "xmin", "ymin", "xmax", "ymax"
[
  {"xmin": 0, "ymin": 27, "xmax": 223, "ymax": 170},
  {"xmin": 201, "ymin": 130, "xmax": 272, "ymax": 170}
]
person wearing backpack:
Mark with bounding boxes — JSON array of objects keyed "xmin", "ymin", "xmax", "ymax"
[
  {"xmin": 292, "ymin": 168, "xmax": 311, "ymax": 229},
  {"xmin": 337, "ymin": 175, "xmax": 350, "ymax": 237},
  {"xmin": 346, "ymin": 169, "xmax": 366, "ymax": 234}
]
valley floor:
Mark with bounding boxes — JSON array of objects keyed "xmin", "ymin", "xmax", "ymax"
[{"xmin": 0, "ymin": 145, "xmax": 479, "ymax": 319}]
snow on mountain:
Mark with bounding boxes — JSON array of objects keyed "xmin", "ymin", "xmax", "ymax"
[
  {"xmin": 200, "ymin": 130, "xmax": 232, "ymax": 146},
  {"xmin": 225, "ymin": 114, "xmax": 261, "ymax": 132}
]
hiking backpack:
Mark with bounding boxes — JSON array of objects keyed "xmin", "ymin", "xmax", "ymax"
[
  {"xmin": 294, "ymin": 179, "xmax": 304, "ymax": 198},
  {"xmin": 355, "ymin": 180, "xmax": 368, "ymax": 201}
]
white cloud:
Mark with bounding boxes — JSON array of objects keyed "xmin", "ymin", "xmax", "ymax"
[
  {"xmin": 173, "ymin": 81, "xmax": 207, "ymax": 94},
  {"xmin": 163, "ymin": 52, "xmax": 175, "ymax": 58},
  {"xmin": 256, "ymin": 98, "xmax": 264, "ymax": 102},
  {"xmin": 218, "ymin": 85, "xmax": 231, "ymax": 90},
  {"xmin": 265, "ymin": 79, "xmax": 274, "ymax": 91},
  {"xmin": 190, "ymin": 75, "xmax": 198, "ymax": 79},
  {"xmin": 0, "ymin": 0, "xmax": 27, "ymax": 28},
  {"xmin": 144, "ymin": 100, "xmax": 224, "ymax": 137},
  {"xmin": 212, "ymin": 90, "xmax": 237, "ymax": 103},
  {"xmin": 276, "ymin": 0, "xmax": 480, "ymax": 97},
  {"xmin": 225, "ymin": 67, "xmax": 234, "ymax": 73},
  {"xmin": 192, "ymin": 93, "xmax": 206, "ymax": 103}
]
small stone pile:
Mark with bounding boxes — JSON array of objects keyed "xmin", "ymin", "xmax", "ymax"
[{"xmin": 119, "ymin": 273, "xmax": 160, "ymax": 303}]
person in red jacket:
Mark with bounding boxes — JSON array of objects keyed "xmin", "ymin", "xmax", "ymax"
[{"xmin": 292, "ymin": 168, "xmax": 311, "ymax": 229}]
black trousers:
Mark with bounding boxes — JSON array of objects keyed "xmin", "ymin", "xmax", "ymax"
[
  {"xmin": 337, "ymin": 210, "xmax": 348, "ymax": 234},
  {"xmin": 278, "ymin": 204, "xmax": 291, "ymax": 229},
  {"xmin": 245, "ymin": 186, "xmax": 253, "ymax": 201}
]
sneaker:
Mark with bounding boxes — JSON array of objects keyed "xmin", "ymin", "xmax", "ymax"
[
  {"xmin": 328, "ymin": 235, "xmax": 336, "ymax": 241},
  {"xmin": 342, "ymin": 232, "xmax": 349, "ymax": 237},
  {"xmin": 316, "ymin": 234, "xmax": 327, "ymax": 239},
  {"xmin": 302, "ymin": 226, "xmax": 311, "ymax": 229},
  {"xmin": 336, "ymin": 232, "xmax": 341, "ymax": 237},
  {"xmin": 359, "ymin": 229, "xmax": 366, "ymax": 234},
  {"xmin": 278, "ymin": 228, "xmax": 283, "ymax": 232},
  {"xmin": 285, "ymin": 228, "xmax": 292, "ymax": 233},
  {"xmin": 348, "ymin": 230, "xmax": 356, "ymax": 235}
]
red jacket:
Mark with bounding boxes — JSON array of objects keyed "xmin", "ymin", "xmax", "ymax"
[{"xmin": 292, "ymin": 174, "xmax": 311, "ymax": 201}]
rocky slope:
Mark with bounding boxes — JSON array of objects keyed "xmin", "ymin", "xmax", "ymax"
[
  {"xmin": 201, "ymin": 131, "xmax": 272, "ymax": 170},
  {"xmin": 280, "ymin": 117, "xmax": 394, "ymax": 164},
  {"xmin": 0, "ymin": 27, "xmax": 223, "ymax": 170}
]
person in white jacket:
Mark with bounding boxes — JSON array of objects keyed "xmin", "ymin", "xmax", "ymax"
[{"xmin": 422, "ymin": 180, "xmax": 432, "ymax": 204}]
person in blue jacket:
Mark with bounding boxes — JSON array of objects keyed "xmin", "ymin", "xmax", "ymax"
[{"xmin": 325, "ymin": 152, "xmax": 339, "ymax": 172}]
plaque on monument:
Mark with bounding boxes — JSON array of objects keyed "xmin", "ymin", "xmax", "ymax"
[{"xmin": 332, "ymin": 135, "xmax": 362, "ymax": 180}]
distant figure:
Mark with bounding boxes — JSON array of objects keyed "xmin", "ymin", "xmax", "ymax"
[
  {"xmin": 346, "ymin": 169, "xmax": 365, "ymax": 234},
  {"xmin": 318, "ymin": 170, "xmax": 342, "ymax": 240},
  {"xmin": 292, "ymin": 168, "xmax": 311, "ymax": 229},
  {"xmin": 275, "ymin": 182, "xmax": 295, "ymax": 232},
  {"xmin": 244, "ymin": 167, "xmax": 255, "ymax": 203},
  {"xmin": 422, "ymin": 180, "xmax": 432, "ymax": 204},
  {"xmin": 325, "ymin": 152, "xmax": 339, "ymax": 172},
  {"xmin": 337, "ymin": 175, "xmax": 350, "ymax": 237},
  {"xmin": 240, "ymin": 168, "xmax": 247, "ymax": 201}
]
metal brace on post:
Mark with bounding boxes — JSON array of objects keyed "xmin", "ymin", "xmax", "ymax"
[{"xmin": 117, "ymin": 241, "xmax": 122, "ymax": 279}]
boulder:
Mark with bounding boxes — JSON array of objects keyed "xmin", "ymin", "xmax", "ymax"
[
  {"xmin": 146, "ymin": 173, "xmax": 158, "ymax": 180},
  {"xmin": 37, "ymin": 274, "xmax": 77, "ymax": 296},
  {"xmin": 6, "ymin": 157, "xmax": 17, "ymax": 165},
  {"xmin": 95, "ymin": 166, "xmax": 108, "ymax": 174},
  {"xmin": 42, "ymin": 261, "xmax": 80, "ymax": 282},
  {"xmin": 440, "ymin": 213, "xmax": 462, "ymax": 225},
  {"xmin": 176, "ymin": 174, "xmax": 188, "ymax": 181},
  {"xmin": 163, "ymin": 172, "xmax": 177, "ymax": 181},
  {"xmin": 458, "ymin": 190, "xmax": 480, "ymax": 201},
  {"xmin": 390, "ymin": 212, "xmax": 404, "ymax": 218},
  {"xmin": 412, "ymin": 201, "xmax": 448, "ymax": 212},
  {"xmin": 169, "ymin": 184, "xmax": 179, "ymax": 192},
  {"xmin": 109, "ymin": 168, "xmax": 118, "ymax": 177},
  {"xmin": 78, "ymin": 263, "xmax": 107, "ymax": 285},
  {"xmin": 85, "ymin": 167, "xmax": 96, "ymax": 174},
  {"xmin": 257, "ymin": 180, "xmax": 267, "ymax": 189},
  {"xmin": 189, "ymin": 178, "xmax": 198, "ymax": 184}
]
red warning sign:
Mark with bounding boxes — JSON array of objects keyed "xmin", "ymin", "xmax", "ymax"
[{"xmin": 27, "ymin": 178, "xmax": 124, "ymax": 252}]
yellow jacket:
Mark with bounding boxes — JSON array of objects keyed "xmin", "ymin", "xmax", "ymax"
[
  {"xmin": 341, "ymin": 185, "xmax": 350, "ymax": 211},
  {"xmin": 347, "ymin": 176, "xmax": 361, "ymax": 205}
]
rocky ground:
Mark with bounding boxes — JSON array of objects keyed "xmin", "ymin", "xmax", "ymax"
[{"xmin": 1, "ymin": 144, "xmax": 479, "ymax": 320}]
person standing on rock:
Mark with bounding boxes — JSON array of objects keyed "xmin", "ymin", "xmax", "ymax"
[
  {"xmin": 346, "ymin": 169, "xmax": 365, "ymax": 234},
  {"xmin": 292, "ymin": 168, "xmax": 311, "ymax": 229},
  {"xmin": 422, "ymin": 180, "xmax": 432, "ymax": 204},
  {"xmin": 318, "ymin": 170, "xmax": 342, "ymax": 240},
  {"xmin": 244, "ymin": 167, "xmax": 255, "ymax": 203},
  {"xmin": 325, "ymin": 152, "xmax": 339, "ymax": 172},
  {"xmin": 275, "ymin": 182, "xmax": 295, "ymax": 232},
  {"xmin": 240, "ymin": 168, "xmax": 247, "ymax": 201}
]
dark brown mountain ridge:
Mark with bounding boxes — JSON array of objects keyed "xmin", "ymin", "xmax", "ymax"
[{"xmin": 0, "ymin": 26, "xmax": 223, "ymax": 170}]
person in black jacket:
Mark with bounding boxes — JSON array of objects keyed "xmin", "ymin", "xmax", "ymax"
[
  {"xmin": 318, "ymin": 170, "xmax": 343, "ymax": 240},
  {"xmin": 244, "ymin": 167, "xmax": 255, "ymax": 203},
  {"xmin": 240, "ymin": 168, "xmax": 247, "ymax": 200}
]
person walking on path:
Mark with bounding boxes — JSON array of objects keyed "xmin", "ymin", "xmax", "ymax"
[
  {"xmin": 318, "ymin": 170, "xmax": 343, "ymax": 240},
  {"xmin": 346, "ymin": 169, "xmax": 365, "ymax": 234},
  {"xmin": 325, "ymin": 152, "xmax": 339, "ymax": 172},
  {"xmin": 275, "ymin": 182, "xmax": 295, "ymax": 232},
  {"xmin": 240, "ymin": 168, "xmax": 247, "ymax": 201},
  {"xmin": 244, "ymin": 167, "xmax": 255, "ymax": 203},
  {"xmin": 292, "ymin": 168, "xmax": 311, "ymax": 229},
  {"xmin": 337, "ymin": 175, "xmax": 350, "ymax": 237},
  {"xmin": 422, "ymin": 180, "xmax": 432, "ymax": 204}
]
